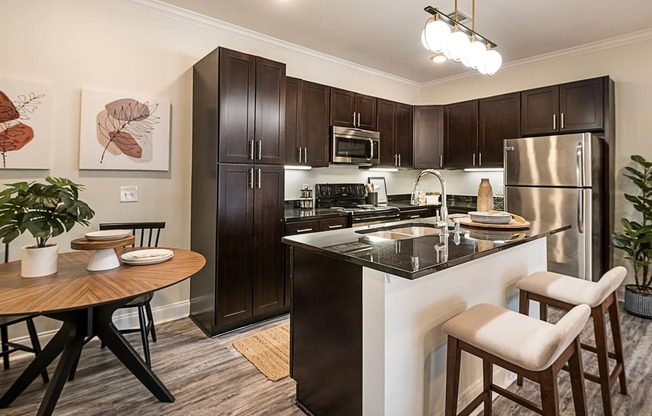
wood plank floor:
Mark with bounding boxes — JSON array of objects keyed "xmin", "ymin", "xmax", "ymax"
[{"xmin": 0, "ymin": 305, "xmax": 650, "ymax": 415}]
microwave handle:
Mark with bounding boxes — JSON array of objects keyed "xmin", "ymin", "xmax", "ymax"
[{"xmin": 367, "ymin": 138, "xmax": 374, "ymax": 161}]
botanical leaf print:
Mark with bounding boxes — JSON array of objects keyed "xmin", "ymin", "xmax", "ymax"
[{"xmin": 0, "ymin": 89, "xmax": 44, "ymax": 167}]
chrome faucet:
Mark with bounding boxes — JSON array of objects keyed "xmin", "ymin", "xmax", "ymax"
[{"xmin": 411, "ymin": 169, "xmax": 448, "ymax": 233}]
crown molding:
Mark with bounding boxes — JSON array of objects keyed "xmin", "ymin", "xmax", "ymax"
[
  {"xmin": 113, "ymin": 0, "xmax": 421, "ymax": 88},
  {"xmin": 421, "ymin": 28, "xmax": 652, "ymax": 88}
]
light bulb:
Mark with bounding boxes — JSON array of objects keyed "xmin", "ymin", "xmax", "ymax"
[
  {"xmin": 484, "ymin": 49, "xmax": 502, "ymax": 75},
  {"xmin": 424, "ymin": 19, "xmax": 451, "ymax": 53},
  {"xmin": 446, "ymin": 30, "xmax": 469, "ymax": 62},
  {"xmin": 466, "ymin": 40, "xmax": 487, "ymax": 69},
  {"xmin": 431, "ymin": 54, "xmax": 447, "ymax": 64}
]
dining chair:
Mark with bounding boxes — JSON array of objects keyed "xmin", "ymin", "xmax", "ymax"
[{"xmin": 0, "ymin": 243, "xmax": 49, "ymax": 383}]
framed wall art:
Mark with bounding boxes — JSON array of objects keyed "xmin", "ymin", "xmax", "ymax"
[
  {"xmin": 0, "ymin": 78, "xmax": 53, "ymax": 169},
  {"xmin": 79, "ymin": 89, "xmax": 170, "ymax": 171}
]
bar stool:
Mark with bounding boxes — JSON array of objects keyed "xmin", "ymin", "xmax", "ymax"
[
  {"xmin": 515, "ymin": 266, "xmax": 627, "ymax": 416},
  {"xmin": 443, "ymin": 303, "xmax": 591, "ymax": 416}
]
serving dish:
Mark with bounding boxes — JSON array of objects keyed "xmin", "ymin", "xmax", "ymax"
[{"xmin": 469, "ymin": 211, "xmax": 512, "ymax": 224}]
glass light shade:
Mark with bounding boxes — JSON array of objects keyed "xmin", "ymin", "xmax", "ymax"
[
  {"xmin": 424, "ymin": 19, "xmax": 451, "ymax": 53},
  {"xmin": 466, "ymin": 40, "xmax": 487, "ymax": 69},
  {"xmin": 484, "ymin": 49, "xmax": 503, "ymax": 75},
  {"xmin": 446, "ymin": 30, "xmax": 469, "ymax": 61},
  {"xmin": 431, "ymin": 54, "xmax": 447, "ymax": 64}
]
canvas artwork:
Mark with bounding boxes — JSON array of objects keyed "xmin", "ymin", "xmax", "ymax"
[
  {"xmin": 79, "ymin": 89, "xmax": 170, "ymax": 171},
  {"xmin": 0, "ymin": 78, "xmax": 53, "ymax": 169}
]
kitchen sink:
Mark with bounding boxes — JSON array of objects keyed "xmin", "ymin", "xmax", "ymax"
[{"xmin": 357, "ymin": 223, "xmax": 441, "ymax": 240}]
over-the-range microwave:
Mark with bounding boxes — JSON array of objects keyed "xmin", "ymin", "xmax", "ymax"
[{"xmin": 330, "ymin": 126, "xmax": 380, "ymax": 165}]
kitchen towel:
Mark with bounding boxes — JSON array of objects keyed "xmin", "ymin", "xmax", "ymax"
[{"xmin": 232, "ymin": 323, "xmax": 290, "ymax": 381}]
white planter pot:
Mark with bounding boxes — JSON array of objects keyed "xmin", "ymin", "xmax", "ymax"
[{"xmin": 21, "ymin": 244, "xmax": 58, "ymax": 278}]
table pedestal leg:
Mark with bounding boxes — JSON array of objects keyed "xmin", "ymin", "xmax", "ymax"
[{"xmin": 86, "ymin": 248, "xmax": 120, "ymax": 271}]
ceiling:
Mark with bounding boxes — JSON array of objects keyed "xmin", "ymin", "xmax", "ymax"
[{"xmin": 160, "ymin": 0, "xmax": 652, "ymax": 84}]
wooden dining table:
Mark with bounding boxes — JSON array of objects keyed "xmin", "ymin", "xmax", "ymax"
[{"xmin": 0, "ymin": 248, "xmax": 206, "ymax": 416}]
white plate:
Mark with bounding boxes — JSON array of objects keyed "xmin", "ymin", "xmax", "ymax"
[
  {"xmin": 121, "ymin": 249, "xmax": 174, "ymax": 265},
  {"xmin": 85, "ymin": 229, "xmax": 132, "ymax": 241},
  {"xmin": 469, "ymin": 211, "xmax": 512, "ymax": 224}
]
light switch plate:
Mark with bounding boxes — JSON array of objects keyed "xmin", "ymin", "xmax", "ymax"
[{"xmin": 120, "ymin": 186, "xmax": 138, "ymax": 202}]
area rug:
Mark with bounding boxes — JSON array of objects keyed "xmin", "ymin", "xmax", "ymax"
[{"xmin": 233, "ymin": 323, "xmax": 290, "ymax": 381}]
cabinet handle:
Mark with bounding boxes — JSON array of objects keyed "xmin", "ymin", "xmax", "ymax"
[
  {"xmin": 561, "ymin": 112, "xmax": 565, "ymax": 129},
  {"xmin": 398, "ymin": 153, "xmax": 402, "ymax": 167},
  {"xmin": 478, "ymin": 152, "xmax": 482, "ymax": 166},
  {"xmin": 553, "ymin": 114, "xmax": 557, "ymax": 130},
  {"xmin": 439, "ymin": 154, "xmax": 443, "ymax": 168},
  {"xmin": 357, "ymin": 112, "xmax": 361, "ymax": 127},
  {"xmin": 297, "ymin": 147, "xmax": 302, "ymax": 163},
  {"xmin": 248, "ymin": 168, "xmax": 254, "ymax": 189},
  {"xmin": 352, "ymin": 112, "xmax": 356, "ymax": 126},
  {"xmin": 256, "ymin": 140, "xmax": 262, "ymax": 160},
  {"xmin": 257, "ymin": 168, "xmax": 261, "ymax": 189},
  {"xmin": 472, "ymin": 153, "xmax": 476, "ymax": 166},
  {"xmin": 409, "ymin": 215, "xmax": 421, "ymax": 219},
  {"xmin": 296, "ymin": 228, "xmax": 314, "ymax": 233},
  {"xmin": 394, "ymin": 154, "xmax": 398, "ymax": 166},
  {"xmin": 327, "ymin": 224, "xmax": 343, "ymax": 229},
  {"xmin": 304, "ymin": 147, "xmax": 308, "ymax": 164},
  {"xmin": 249, "ymin": 140, "xmax": 255, "ymax": 160}
]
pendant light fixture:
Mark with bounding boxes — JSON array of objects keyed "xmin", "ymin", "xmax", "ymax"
[{"xmin": 421, "ymin": 1, "xmax": 502, "ymax": 75}]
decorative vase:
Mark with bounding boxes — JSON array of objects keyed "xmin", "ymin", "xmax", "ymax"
[
  {"xmin": 477, "ymin": 178, "xmax": 494, "ymax": 212},
  {"xmin": 624, "ymin": 284, "xmax": 652, "ymax": 319},
  {"xmin": 21, "ymin": 244, "xmax": 58, "ymax": 278}
]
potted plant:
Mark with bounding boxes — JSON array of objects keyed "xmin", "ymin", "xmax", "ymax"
[
  {"xmin": 0, "ymin": 177, "xmax": 95, "ymax": 277},
  {"xmin": 611, "ymin": 154, "xmax": 652, "ymax": 318}
]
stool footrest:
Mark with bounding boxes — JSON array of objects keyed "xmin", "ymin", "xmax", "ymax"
[
  {"xmin": 580, "ymin": 342, "xmax": 617, "ymax": 360},
  {"xmin": 458, "ymin": 392, "xmax": 489, "ymax": 416},
  {"xmin": 491, "ymin": 383, "xmax": 542, "ymax": 415}
]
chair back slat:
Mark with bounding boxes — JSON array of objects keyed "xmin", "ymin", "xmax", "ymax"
[
  {"xmin": 99, "ymin": 222, "xmax": 165, "ymax": 248},
  {"xmin": 4, "ymin": 243, "xmax": 8, "ymax": 264}
]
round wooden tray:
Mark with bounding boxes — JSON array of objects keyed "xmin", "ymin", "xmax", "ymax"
[{"xmin": 457, "ymin": 216, "xmax": 531, "ymax": 230}]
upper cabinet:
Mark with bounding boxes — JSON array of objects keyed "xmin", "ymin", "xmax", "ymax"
[
  {"xmin": 478, "ymin": 93, "xmax": 521, "ymax": 167},
  {"xmin": 285, "ymin": 78, "xmax": 330, "ymax": 167},
  {"xmin": 330, "ymin": 88, "xmax": 377, "ymax": 131},
  {"xmin": 377, "ymin": 99, "xmax": 413, "ymax": 168},
  {"xmin": 521, "ymin": 77, "xmax": 604, "ymax": 136},
  {"xmin": 413, "ymin": 105, "xmax": 444, "ymax": 169},
  {"xmin": 444, "ymin": 100, "xmax": 478, "ymax": 168},
  {"xmin": 218, "ymin": 48, "xmax": 285, "ymax": 165}
]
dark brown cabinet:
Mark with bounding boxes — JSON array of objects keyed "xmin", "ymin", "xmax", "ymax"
[
  {"xmin": 413, "ymin": 105, "xmax": 444, "ymax": 169},
  {"xmin": 217, "ymin": 48, "xmax": 285, "ymax": 165},
  {"xmin": 400, "ymin": 207, "xmax": 431, "ymax": 220},
  {"xmin": 285, "ymin": 78, "xmax": 330, "ymax": 167},
  {"xmin": 478, "ymin": 93, "xmax": 521, "ymax": 167},
  {"xmin": 444, "ymin": 100, "xmax": 479, "ymax": 168},
  {"xmin": 331, "ymin": 88, "xmax": 377, "ymax": 130},
  {"xmin": 190, "ymin": 47, "xmax": 287, "ymax": 336},
  {"xmin": 377, "ymin": 99, "xmax": 413, "ymax": 167},
  {"xmin": 521, "ymin": 77, "xmax": 604, "ymax": 136}
]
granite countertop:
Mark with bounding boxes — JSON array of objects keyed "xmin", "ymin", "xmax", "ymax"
[{"xmin": 283, "ymin": 217, "xmax": 569, "ymax": 279}]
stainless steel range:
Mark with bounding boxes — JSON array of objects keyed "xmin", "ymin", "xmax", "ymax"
[{"xmin": 315, "ymin": 183, "xmax": 400, "ymax": 227}]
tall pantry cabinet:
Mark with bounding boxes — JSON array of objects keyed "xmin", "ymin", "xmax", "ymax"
[{"xmin": 190, "ymin": 47, "xmax": 287, "ymax": 336}]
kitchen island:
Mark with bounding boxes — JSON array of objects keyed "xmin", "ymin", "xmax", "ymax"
[{"xmin": 283, "ymin": 218, "xmax": 569, "ymax": 416}]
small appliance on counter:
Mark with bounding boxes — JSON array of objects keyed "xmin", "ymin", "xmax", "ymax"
[{"xmin": 315, "ymin": 183, "xmax": 400, "ymax": 226}]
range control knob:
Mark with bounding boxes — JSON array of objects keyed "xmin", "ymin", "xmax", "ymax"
[
  {"xmin": 357, "ymin": 184, "xmax": 365, "ymax": 195},
  {"xmin": 320, "ymin": 185, "xmax": 331, "ymax": 196}
]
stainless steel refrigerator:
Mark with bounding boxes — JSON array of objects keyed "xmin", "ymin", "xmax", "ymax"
[{"xmin": 504, "ymin": 133, "xmax": 605, "ymax": 281}]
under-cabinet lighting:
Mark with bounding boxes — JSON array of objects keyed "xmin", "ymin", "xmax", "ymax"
[
  {"xmin": 367, "ymin": 167, "xmax": 399, "ymax": 172},
  {"xmin": 284, "ymin": 165, "xmax": 312, "ymax": 170},
  {"xmin": 463, "ymin": 168, "xmax": 504, "ymax": 172}
]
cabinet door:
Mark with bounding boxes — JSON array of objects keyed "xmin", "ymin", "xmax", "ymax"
[
  {"xmin": 255, "ymin": 57, "xmax": 286, "ymax": 165},
  {"xmin": 521, "ymin": 86, "xmax": 559, "ymax": 135},
  {"xmin": 253, "ymin": 165, "xmax": 285, "ymax": 316},
  {"xmin": 479, "ymin": 93, "xmax": 520, "ymax": 167},
  {"xmin": 320, "ymin": 216, "xmax": 349, "ymax": 231},
  {"xmin": 302, "ymin": 81, "xmax": 330, "ymax": 167},
  {"xmin": 396, "ymin": 103, "xmax": 413, "ymax": 168},
  {"xmin": 413, "ymin": 105, "xmax": 444, "ymax": 169},
  {"xmin": 376, "ymin": 99, "xmax": 397, "ymax": 166},
  {"xmin": 444, "ymin": 100, "xmax": 478, "ymax": 168},
  {"xmin": 285, "ymin": 77, "xmax": 302, "ymax": 164},
  {"xmin": 218, "ymin": 48, "xmax": 256, "ymax": 164},
  {"xmin": 400, "ymin": 207, "xmax": 431, "ymax": 220},
  {"xmin": 216, "ymin": 164, "xmax": 254, "ymax": 326},
  {"xmin": 355, "ymin": 94, "xmax": 377, "ymax": 131},
  {"xmin": 330, "ymin": 88, "xmax": 356, "ymax": 128},
  {"xmin": 560, "ymin": 78, "xmax": 604, "ymax": 132}
]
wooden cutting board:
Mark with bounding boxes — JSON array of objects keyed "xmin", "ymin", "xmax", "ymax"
[{"xmin": 457, "ymin": 216, "xmax": 531, "ymax": 230}]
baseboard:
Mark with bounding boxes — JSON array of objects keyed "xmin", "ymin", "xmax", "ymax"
[{"xmin": 5, "ymin": 300, "xmax": 190, "ymax": 363}]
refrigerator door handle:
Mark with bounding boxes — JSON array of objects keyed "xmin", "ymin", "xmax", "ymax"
[
  {"xmin": 577, "ymin": 188, "xmax": 584, "ymax": 234},
  {"xmin": 576, "ymin": 142, "xmax": 584, "ymax": 187}
]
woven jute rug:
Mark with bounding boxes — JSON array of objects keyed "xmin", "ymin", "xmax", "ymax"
[{"xmin": 233, "ymin": 323, "xmax": 290, "ymax": 382}]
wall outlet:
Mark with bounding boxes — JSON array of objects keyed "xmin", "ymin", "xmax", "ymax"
[{"xmin": 120, "ymin": 186, "xmax": 138, "ymax": 202}]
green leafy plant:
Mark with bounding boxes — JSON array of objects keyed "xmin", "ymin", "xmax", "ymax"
[
  {"xmin": 611, "ymin": 155, "xmax": 652, "ymax": 294},
  {"xmin": 0, "ymin": 177, "xmax": 95, "ymax": 248}
]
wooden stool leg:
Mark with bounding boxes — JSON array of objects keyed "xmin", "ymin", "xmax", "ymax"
[
  {"xmin": 540, "ymin": 301, "xmax": 548, "ymax": 322},
  {"xmin": 539, "ymin": 368, "xmax": 560, "ymax": 416},
  {"xmin": 607, "ymin": 294, "xmax": 627, "ymax": 395},
  {"xmin": 592, "ymin": 306, "xmax": 613, "ymax": 416},
  {"xmin": 517, "ymin": 291, "xmax": 529, "ymax": 387},
  {"xmin": 445, "ymin": 336, "xmax": 461, "ymax": 416},
  {"xmin": 483, "ymin": 359, "xmax": 493, "ymax": 416},
  {"xmin": 567, "ymin": 338, "xmax": 588, "ymax": 416}
]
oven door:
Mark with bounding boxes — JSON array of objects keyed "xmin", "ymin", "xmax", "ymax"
[{"xmin": 331, "ymin": 129, "xmax": 380, "ymax": 165}]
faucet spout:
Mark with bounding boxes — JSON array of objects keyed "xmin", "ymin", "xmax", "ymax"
[{"xmin": 411, "ymin": 169, "xmax": 448, "ymax": 232}]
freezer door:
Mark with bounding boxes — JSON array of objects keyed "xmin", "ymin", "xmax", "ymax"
[
  {"xmin": 504, "ymin": 134, "xmax": 593, "ymax": 187},
  {"xmin": 505, "ymin": 186, "xmax": 592, "ymax": 280}
]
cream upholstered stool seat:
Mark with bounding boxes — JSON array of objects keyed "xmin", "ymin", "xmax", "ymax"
[
  {"xmin": 515, "ymin": 267, "xmax": 627, "ymax": 416},
  {"xmin": 443, "ymin": 303, "xmax": 591, "ymax": 416}
]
